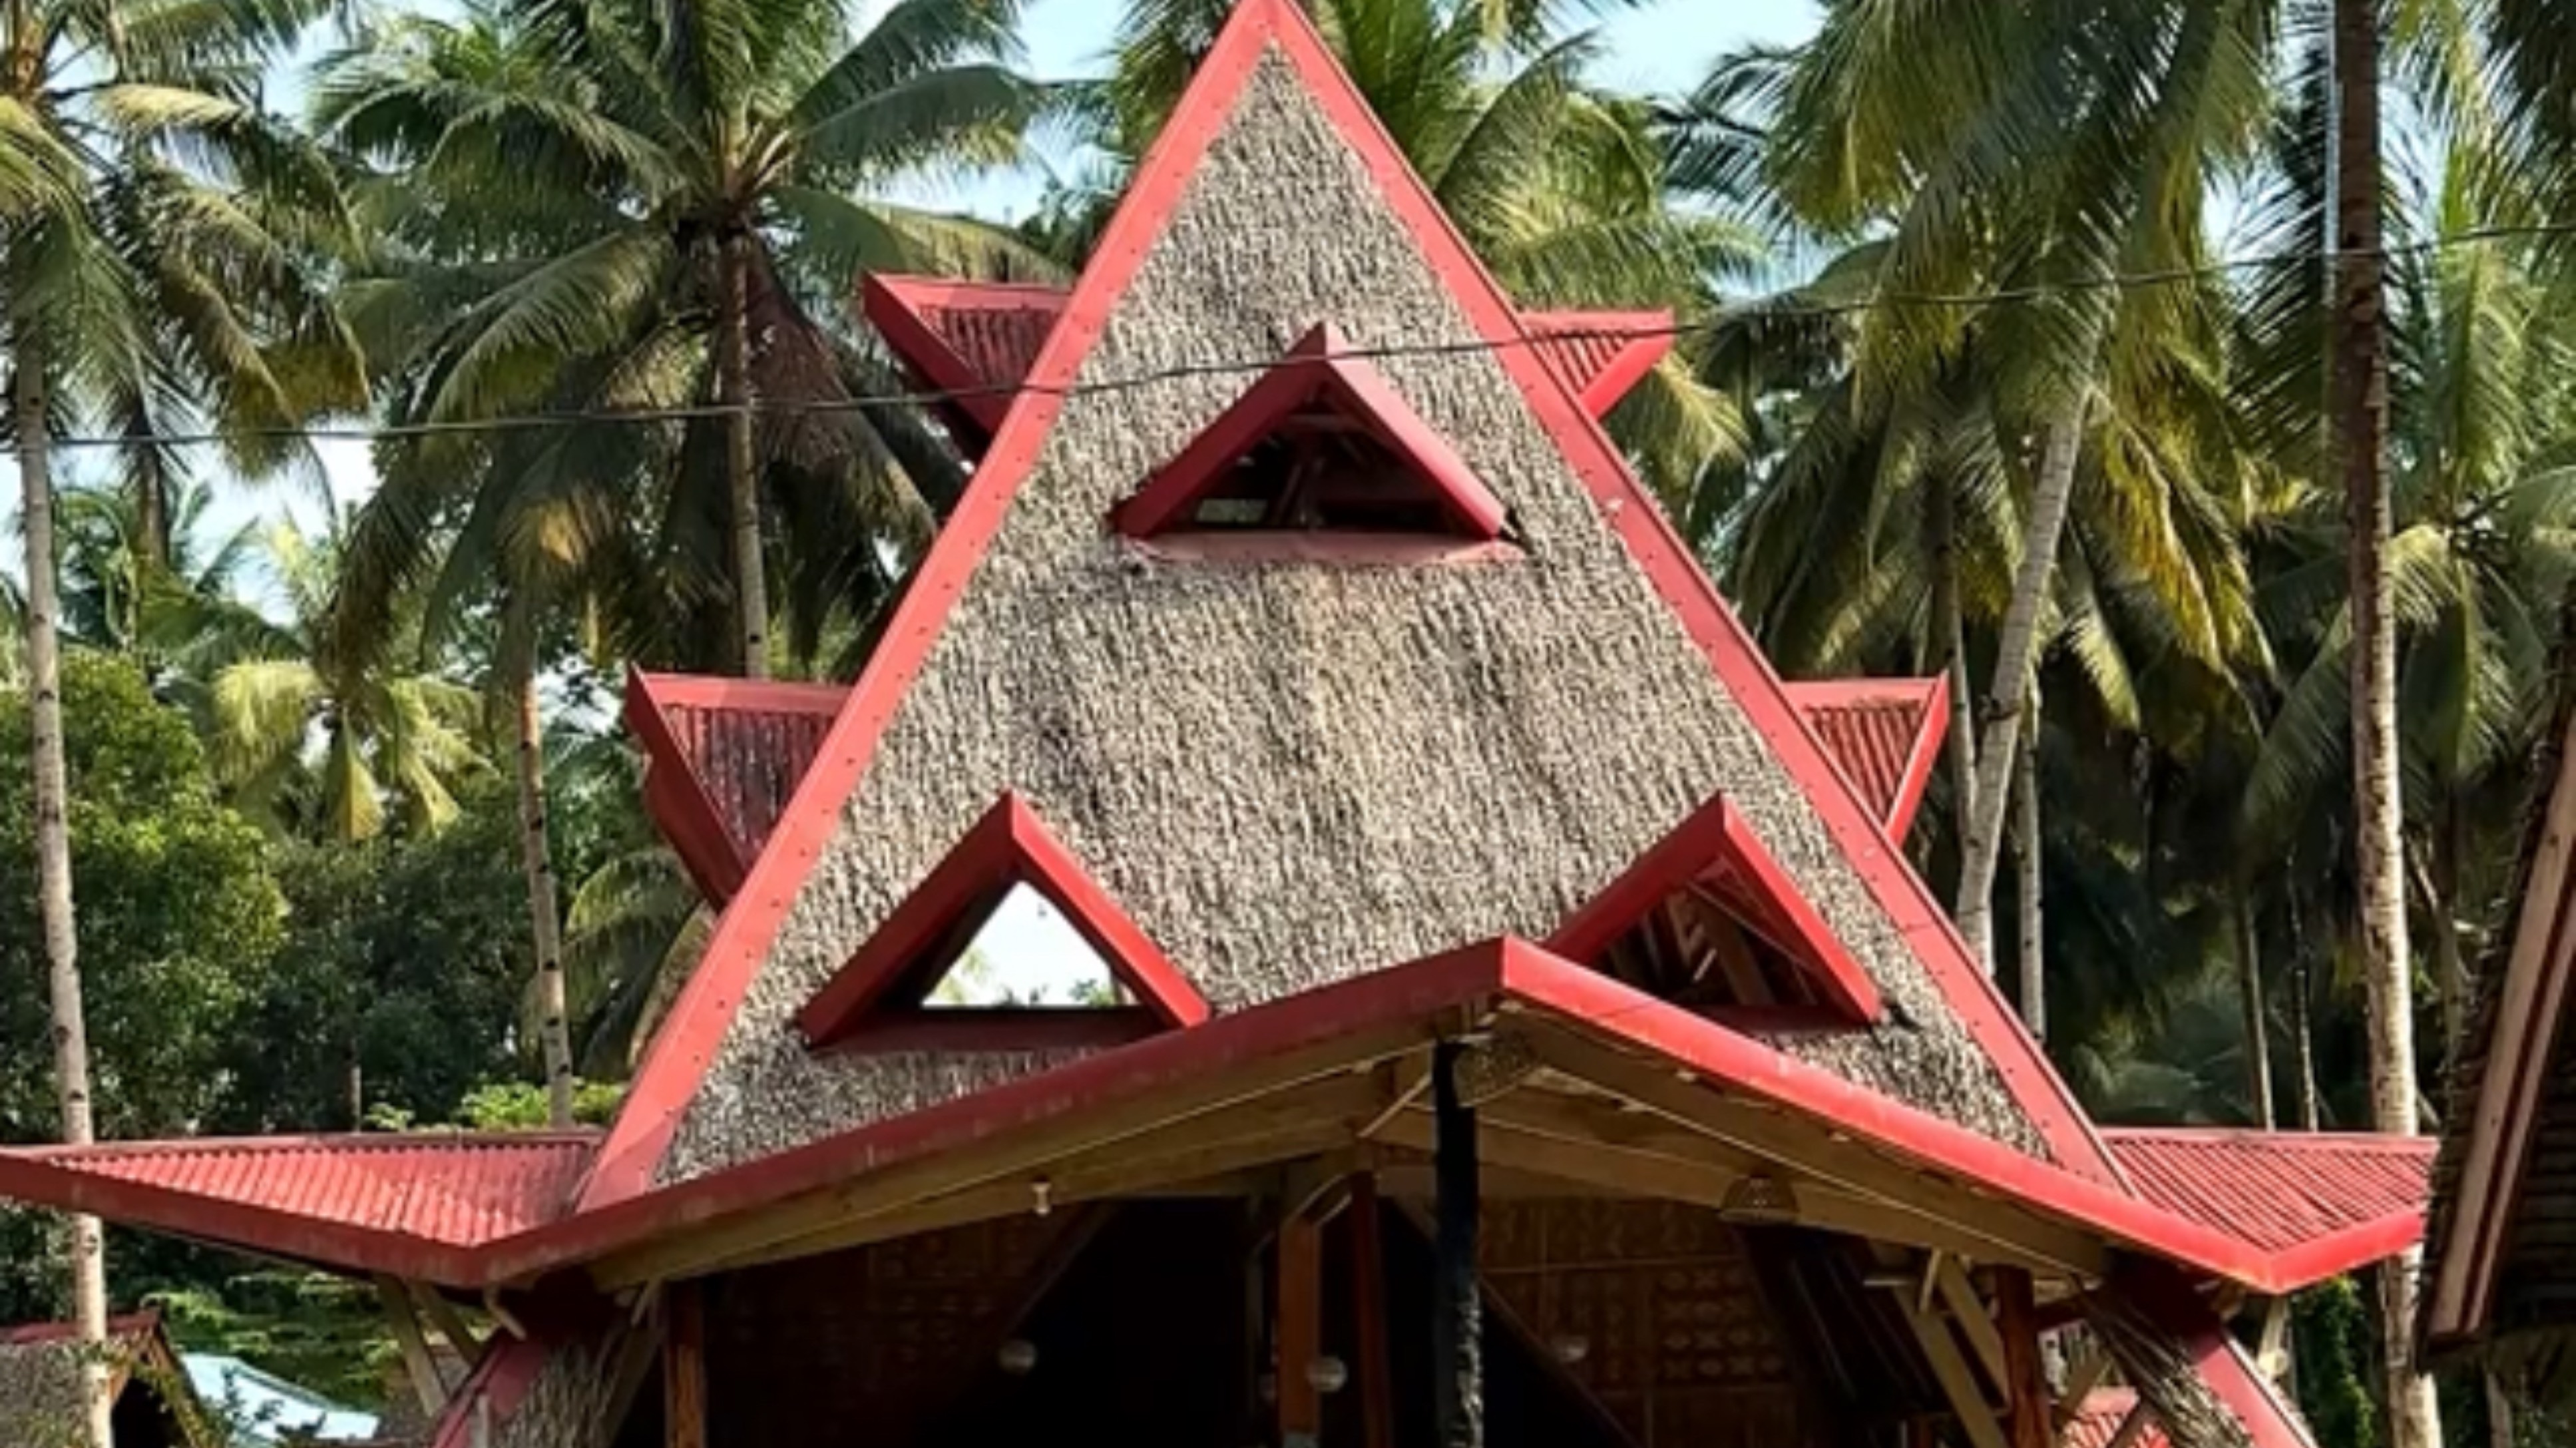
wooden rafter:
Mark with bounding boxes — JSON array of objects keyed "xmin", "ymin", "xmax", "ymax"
[
  {"xmin": 1893, "ymin": 1282, "xmax": 2011, "ymax": 1448},
  {"xmin": 375, "ymin": 1276, "xmax": 448, "ymax": 1419},
  {"xmin": 1934, "ymin": 1258, "xmax": 2010, "ymax": 1394}
]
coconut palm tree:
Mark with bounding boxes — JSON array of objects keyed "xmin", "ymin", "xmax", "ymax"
[
  {"xmin": 1097, "ymin": 0, "xmax": 1756, "ymax": 504},
  {"xmin": 1, "ymin": 0, "xmax": 363, "ymax": 1430},
  {"xmin": 182, "ymin": 516, "xmax": 485, "ymax": 842},
  {"xmin": 54, "ymin": 477, "xmax": 259, "ymax": 664},
  {"xmin": 313, "ymin": 0, "xmax": 1055, "ymax": 680}
]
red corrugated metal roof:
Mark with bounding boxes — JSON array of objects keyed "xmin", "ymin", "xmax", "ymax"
[
  {"xmin": 862, "ymin": 274, "xmax": 1673, "ymax": 432},
  {"xmin": 7, "ymin": 1134, "xmax": 596, "ymax": 1248},
  {"xmin": 1780, "ymin": 680, "xmax": 1943, "ymax": 836},
  {"xmin": 2105, "ymin": 1128, "xmax": 2434, "ymax": 1280},
  {"xmin": 2061, "ymin": 1389, "xmax": 2170, "ymax": 1448}
]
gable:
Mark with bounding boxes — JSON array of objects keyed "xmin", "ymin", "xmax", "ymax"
[{"xmin": 593, "ymin": 0, "xmax": 2107, "ymax": 1199}]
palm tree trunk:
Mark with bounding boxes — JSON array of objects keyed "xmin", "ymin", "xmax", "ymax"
[
  {"xmin": 16, "ymin": 335, "xmax": 116, "ymax": 1448},
  {"xmin": 512, "ymin": 665, "xmax": 574, "ymax": 1128},
  {"xmin": 2332, "ymin": 3, "xmax": 2438, "ymax": 1443},
  {"xmin": 2238, "ymin": 901, "xmax": 2276, "ymax": 1129},
  {"xmin": 1928, "ymin": 471, "xmax": 1978, "ymax": 847},
  {"xmin": 2290, "ymin": 931, "xmax": 2323, "ymax": 1131},
  {"xmin": 718, "ymin": 230, "xmax": 769, "ymax": 680},
  {"xmin": 1956, "ymin": 411, "xmax": 2084, "ymax": 967},
  {"xmin": 2012, "ymin": 697, "xmax": 2043, "ymax": 1039}
]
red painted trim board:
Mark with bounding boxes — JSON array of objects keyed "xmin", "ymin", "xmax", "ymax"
[
  {"xmin": 583, "ymin": 0, "xmax": 2113, "ymax": 1208},
  {"xmin": 624, "ymin": 670, "xmax": 753, "ymax": 899},
  {"xmin": 792, "ymin": 793, "xmax": 1210, "ymax": 1049}
]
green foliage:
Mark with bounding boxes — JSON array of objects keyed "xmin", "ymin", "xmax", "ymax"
[
  {"xmin": 2294, "ymin": 1278, "xmax": 2382, "ymax": 1448},
  {"xmin": 213, "ymin": 780, "xmax": 538, "ymax": 1134},
  {"xmin": 154, "ymin": 1270, "xmax": 399, "ymax": 1415},
  {"xmin": 451, "ymin": 1077, "xmax": 624, "ymax": 1128}
]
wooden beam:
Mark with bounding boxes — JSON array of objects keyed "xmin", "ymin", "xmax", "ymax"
[
  {"xmin": 1528, "ymin": 1027, "xmax": 2108, "ymax": 1278},
  {"xmin": 1935, "ymin": 1257, "xmax": 2010, "ymax": 1395},
  {"xmin": 409, "ymin": 1282, "xmax": 483, "ymax": 1370},
  {"xmin": 2052, "ymin": 1346, "xmax": 2115, "ymax": 1429},
  {"xmin": 2101, "ymin": 1401, "xmax": 2156, "ymax": 1448},
  {"xmin": 664, "ymin": 1280, "xmax": 707, "ymax": 1448},
  {"xmin": 604, "ymin": 1075, "xmax": 1388, "ymax": 1284},
  {"xmin": 1432, "ymin": 1041, "xmax": 1484, "ymax": 1448},
  {"xmin": 684, "ymin": 1115, "xmax": 1356, "ymax": 1280},
  {"xmin": 602, "ymin": 1310, "xmax": 666, "ymax": 1448},
  {"xmin": 376, "ymin": 1276, "xmax": 449, "ymax": 1418},
  {"xmin": 1996, "ymin": 1269, "xmax": 2052, "ymax": 1448},
  {"xmin": 592, "ymin": 1021, "xmax": 1432, "ymax": 1286},
  {"xmin": 1279, "ymin": 1213, "xmax": 1324, "ymax": 1448},
  {"xmin": 1349, "ymin": 1174, "xmax": 1396, "ymax": 1448},
  {"xmin": 2254, "ymin": 1297, "xmax": 2292, "ymax": 1383},
  {"xmin": 1894, "ymin": 1290, "xmax": 2010, "ymax": 1448}
]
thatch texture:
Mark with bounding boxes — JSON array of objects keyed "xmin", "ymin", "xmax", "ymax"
[
  {"xmin": 486, "ymin": 1318, "xmax": 626, "ymax": 1448},
  {"xmin": 2079, "ymin": 1293, "xmax": 2264, "ymax": 1448},
  {"xmin": 660, "ymin": 49, "xmax": 2042, "ymax": 1183},
  {"xmin": 0, "ymin": 1332, "xmax": 98, "ymax": 1448}
]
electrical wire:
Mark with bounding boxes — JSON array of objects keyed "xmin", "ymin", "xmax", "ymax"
[{"xmin": 29, "ymin": 218, "xmax": 2576, "ymax": 453}]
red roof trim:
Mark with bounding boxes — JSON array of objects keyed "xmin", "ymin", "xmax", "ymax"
[
  {"xmin": 1108, "ymin": 322, "xmax": 1507, "ymax": 541},
  {"xmin": 2106, "ymin": 1262, "xmax": 2320, "ymax": 1448},
  {"xmin": 1487, "ymin": 946, "xmax": 2368, "ymax": 1294},
  {"xmin": 1883, "ymin": 673, "xmax": 1948, "ymax": 843},
  {"xmin": 624, "ymin": 670, "xmax": 753, "ymax": 901},
  {"xmin": 1546, "ymin": 792, "xmax": 1884, "ymax": 1022},
  {"xmin": 0, "ymin": 1312, "xmax": 162, "ymax": 1348},
  {"xmin": 583, "ymin": 0, "xmax": 2111, "ymax": 1208},
  {"xmin": 859, "ymin": 274, "xmax": 1033, "ymax": 435},
  {"xmin": 791, "ymin": 793, "xmax": 1210, "ymax": 1049},
  {"xmin": 0, "ymin": 942, "xmax": 2421, "ymax": 1301},
  {"xmin": 1525, "ymin": 311, "xmax": 1674, "ymax": 417}
]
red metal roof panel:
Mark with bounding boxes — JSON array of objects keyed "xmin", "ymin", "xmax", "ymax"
[
  {"xmin": 5, "ymin": 1134, "xmax": 596, "ymax": 1248},
  {"xmin": 1780, "ymin": 680, "xmax": 1944, "ymax": 836},
  {"xmin": 2105, "ymin": 1128, "xmax": 2433, "ymax": 1281}
]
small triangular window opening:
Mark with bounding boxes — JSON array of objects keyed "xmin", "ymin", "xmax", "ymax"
[
  {"xmin": 924, "ymin": 883, "xmax": 1136, "ymax": 1010},
  {"xmin": 1548, "ymin": 795, "xmax": 1885, "ymax": 1029},
  {"xmin": 1112, "ymin": 323, "xmax": 1508, "ymax": 543},
  {"xmin": 795, "ymin": 796, "xmax": 1211, "ymax": 1055}
]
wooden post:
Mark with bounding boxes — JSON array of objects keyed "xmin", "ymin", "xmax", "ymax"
[
  {"xmin": 376, "ymin": 1276, "xmax": 449, "ymax": 1419},
  {"xmin": 1995, "ymin": 1270, "xmax": 2051, "ymax": 1448},
  {"xmin": 1349, "ymin": 1173, "xmax": 1397, "ymax": 1448},
  {"xmin": 1432, "ymin": 1040, "xmax": 1484, "ymax": 1448},
  {"xmin": 1279, "ymin": 1213, "xmax": 1324, "ymax": 1448},
  {"xmin": 665, "ymin": 1280, "xmax": 708, "ymax": 1448}
]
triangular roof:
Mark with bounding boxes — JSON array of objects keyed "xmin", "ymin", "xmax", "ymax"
[
  {"xmin": 0, "ymin": 1312, "xmax": 216, "ymax": 1448},
  {"xmin": 589, "ymin": 0, "xmax": 2110, "ymax": 1208},
  {"xmin": 861, "ymin": 274, "xmax": 1675, "ymax": 450}
]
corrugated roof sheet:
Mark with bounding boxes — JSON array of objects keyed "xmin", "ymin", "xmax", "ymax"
[
  {"xmin": 655, "ymin": 686, "xmax": 843, "ymax": 859},
  {"xmin": 9, "ymin": 1134, "xmax": 596, "ymax": 1248},
  {"xmin": 1781, "ymin": 681, "xmax": 1938, "ymax": 832},
  {"xmin": 2105, "ymin": 1128, "xmax": 2434, "ymax": 1256},
  {"xmin": 868, "ymin": 275, "xmax": 1670, "ymax": 422},
  {"xmin": 638, "ymin": 676, "xmax": 1944, "ymax": 876}
]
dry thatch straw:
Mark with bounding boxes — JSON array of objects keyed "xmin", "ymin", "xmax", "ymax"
[{"xmin": 660, "ymin": 49, "xmax": 2042, "ymax": 1184}]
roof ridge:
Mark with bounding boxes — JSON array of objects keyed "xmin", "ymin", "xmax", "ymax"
[{"xmin": 2106, "ymin": 1126, "xmax": 2436, "ymax": 1152}]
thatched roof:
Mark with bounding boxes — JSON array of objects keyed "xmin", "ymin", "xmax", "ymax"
[
  {"xmin": 600, "ymin": 8, "xmax": 2107, "ymax": 1198},
  {"xmin": 0, "ymin": 1314, "xmax": 206, "ymax": 1448},
  {"xmin": 2422, "ymin": 600, "xmax": 2576, "ymax": 1377}
]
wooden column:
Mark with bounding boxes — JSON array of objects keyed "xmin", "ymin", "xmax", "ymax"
[
  {"xmin": 1349, "ymin": 1174, "xmax": 1396, "ymax": 1448},
  {"xmin": 1432, "ymin": 1041, "xmax": 1483, "ymax": 1448},
  {"xmin": 376, "ymin": 1276, "xmax": 449, "ymax": 1419},
  {"xmin": 1994, "ymin": 1270, "xmax": 2051, "ymax": 1448},
  {"xmin": 665, "ymin": 1280, "xmax": 708, "ymax": 1448},
  {"xmin": 1280, "ymin": 1212, "xmax": 1325, "ymax": 1448}
]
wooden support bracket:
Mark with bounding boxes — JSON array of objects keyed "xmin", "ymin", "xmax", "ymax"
[
  {"xmin": 1935, "ymin": 1257, "xmax": 2010, "ymax": 1395},
  {"xmin": 1894, "ymin": 1286, "xmax": 2011, "ymax": 1448},
  {"xmin": 2254, "ymin": 1298, "xmax": 2292, "ymax": 1383},
  {"xmin": 409, "ymin": 1281, "xmax": 485, "ymax": 1370},
  {"xmin": 375, "ymin": 1275, "xmax": 449, "ymax": 1420},
  {"xmin": 2052, "ymin": 1346, "xmax": 2115, "ymax": 1429}
]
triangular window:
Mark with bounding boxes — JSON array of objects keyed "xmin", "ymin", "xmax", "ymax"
[
  {"xmin": 1547, "ymin": 794, "xmax": 1884, "ymax": 1027},
  {"xmin": 1111, "ymin": 323, "xmax": 1508, "ymax": 543},
  {"xmin": 795, "ymin": 796, "xmax": 1209, "ymax": 1054}
]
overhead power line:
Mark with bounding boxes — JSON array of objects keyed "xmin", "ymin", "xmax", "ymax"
[{"xmin": 25, "ymin": 219, "xmax": 2576, "ymax": 454}]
